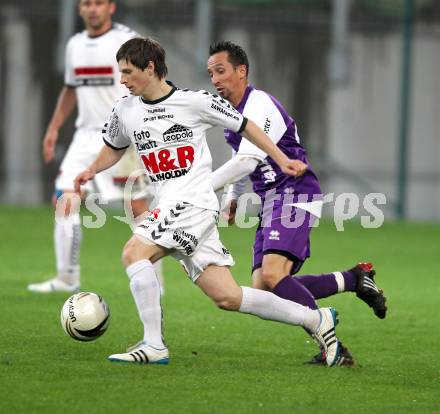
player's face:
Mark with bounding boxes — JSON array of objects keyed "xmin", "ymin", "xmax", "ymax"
[
  {"xmin": 79, "ymin": 0, "xmax": 115, "ymax": 31},
  {"xmin": 119, "ymin": 60, "xmax": 151, "ymax": 96},
  {"xmin": 207, "ymin": 51, "xmax": 247, "ymax": 107}
]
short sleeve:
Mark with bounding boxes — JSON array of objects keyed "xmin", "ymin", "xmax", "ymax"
[
  {"xmin": 64, "ymin": 38, "xmax": 76, "ymax": 87},
  {"xmin": 236, "ymin": 90, "xmax": 287, "ymax": 161},
  {"xmin": 102, "ymin": 105, "xmax": 131, "ymax": 150},
  {"xmin": 198, "ymin": 91, "xmax": 247, "ymax": 133}
]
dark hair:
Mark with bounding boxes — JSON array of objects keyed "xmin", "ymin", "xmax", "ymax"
[
  {"xmin": 116, "ymin": 37, "xmax": 168, "ymax": 79},
  {"xmin": 209, "ymin": 41, "xmax": 249, "ymax": 75}
]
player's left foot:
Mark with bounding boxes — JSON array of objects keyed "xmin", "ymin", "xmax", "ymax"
[
  {"xmin": 305, "ymin": 343, "xmax": 354, "ymax": 366},
  {"xmin": 352, "ymin": 262, "xmax": 387, "ymax": 319},
  {"xmin": 108, "ymin": 342, "xmax": 169, "ymax": 365}
]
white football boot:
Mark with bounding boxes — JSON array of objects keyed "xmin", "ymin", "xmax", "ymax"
[
  {"xmin": 126, "ymin": 340, "xmax": 143, "ymax": 352},
  {"xmin": 108, "ymin": 342, "xmax": 169, "ymax": 365},
  {"xmin": 27, "ymin": 277, "xmax": 80, "ymax": 293},
  {"xmin": 312, "ymin": 307, "xmax": 342, "ymax": 367}
]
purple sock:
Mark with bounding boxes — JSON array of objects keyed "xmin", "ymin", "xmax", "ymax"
[
  {"xmin": 296, "ymin": 270, "xmax": 357, "ymax": 299},
  {"xmin": 273, "ymin": 275, "xmax": 318, "ymax": 309},
  {"xmin": 342, "ymin": 270, "xmax": 357, "ymax": 292},
  {"xmin": 296, "ymin": 274, "xmax": 338, "ymax": 299}
]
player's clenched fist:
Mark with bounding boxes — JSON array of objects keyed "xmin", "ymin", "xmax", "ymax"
[
  {"xmin": 281, "ymin": 159, "xmax": 307, "ymax": 178},
  {"xmin": 74, "ymin": 169, "xmax": 95, "ymax": 194}
]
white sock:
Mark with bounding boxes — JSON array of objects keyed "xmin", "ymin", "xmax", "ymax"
[
  {"xmin": 153, "ymin": 259, "xmax": 165, "ymax": 296},
  {"xmin": 239, "ymin": 286, "xmax": 320, "ymax": 332},
  {"xmin": 126, "ymin": 259, "xmax": 165, "ymax": 349},
  {"xmin": 54, "ymin": 213, "xmax": 81, "ymax": 285}
]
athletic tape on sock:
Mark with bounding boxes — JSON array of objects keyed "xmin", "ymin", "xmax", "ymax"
[{"xmin": 333, "ymin": 272, "xmax": 345, "ymax": 292}]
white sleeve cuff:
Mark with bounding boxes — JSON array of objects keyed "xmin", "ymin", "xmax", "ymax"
[{"xmin": 226, "ymin": 175, "xmax": 248, "ymax": 200}]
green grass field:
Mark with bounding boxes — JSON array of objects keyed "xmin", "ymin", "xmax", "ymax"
[{"xmin": 1, "ymin": 206, "xmax": 439, "ymax": 414}]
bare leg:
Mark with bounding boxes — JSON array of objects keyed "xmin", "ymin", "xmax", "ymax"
[{"xmin": 196, "ymin": 265, "xmax": 319, "ymax": 329}]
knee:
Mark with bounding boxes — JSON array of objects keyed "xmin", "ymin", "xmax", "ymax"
[
  {"xmin": 122, "ymin": 239, "xmax": 141, "ymax": 267},
  {"xmin": 122, "ymin": 236, "xmax": 158, "ymax": 267},
  {"xmin": 260, "ymin": 267, "xmax": 283, "ymax": 289}
]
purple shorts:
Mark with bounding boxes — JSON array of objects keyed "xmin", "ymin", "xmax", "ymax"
[{"xmin": 252, "ymin": 202, "xmax": 317, "ymax": 275}]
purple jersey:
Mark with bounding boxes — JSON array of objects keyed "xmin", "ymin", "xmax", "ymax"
[{"xmin": 224, "ymin": 85, "xmax": 322, "ymax": 203}]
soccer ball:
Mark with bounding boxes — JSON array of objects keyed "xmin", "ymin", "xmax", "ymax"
[{"xmin": 60, "ymin": 292, "xmax": 110, "ymax": 341}]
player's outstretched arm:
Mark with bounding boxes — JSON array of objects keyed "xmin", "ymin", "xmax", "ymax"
[
  {"xmin": 242, "ymin": 119, "xmax": 307, "ymax": 177},
  {"xmin": 211, "ymin": 155, "xmax": 258, "ymax": 191},
  {"xmin": 74, "ymin": 145, "xmax": 127, "ymax": 194},
  {"xmin": 43, "ymin": 86, "xmax": 77, "ymax": 163}
]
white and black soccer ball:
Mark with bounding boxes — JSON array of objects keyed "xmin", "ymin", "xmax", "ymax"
[{"xmin": 60, "ymin": 292, "xmax": 110, "ymax": 341}]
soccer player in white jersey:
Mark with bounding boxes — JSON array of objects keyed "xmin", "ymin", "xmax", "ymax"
[
  {"xmin": 208, "ymin": 41, "xmax": 387, "ymax": 365},
  {"xmin": 74, "ymin": 36, "xmax": 346, "ymax": 366},
  {"xmin": 28, "ymin": 0, "xmax": 165, "ymax": 293}
]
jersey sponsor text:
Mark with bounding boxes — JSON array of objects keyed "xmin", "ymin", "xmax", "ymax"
[
  {"xmin": 140, "ymin": 145, "xmax": 195, "ymax": 182},
  {"xmin": 211, "ymin": 102, "xmax": 240, "ymax": 121}
]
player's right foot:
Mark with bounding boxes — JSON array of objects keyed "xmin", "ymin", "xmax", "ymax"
[
  {"xmin": 108, "ymin": 342, "xmax": 169, "ymax": 365},
  {"xmin": 352, "ymin": 262, "xmax": 387, "ymax": 319},
  {"xmin": 27, "ymin": 277, "xmax": 80, "ymax": 293},
  {"xmin": 312, "ymin": 307, "xmax": 342, "ymax": 367},
  {"xmin": 305, "ymin": 343, "xmax": 354, "ymax": 366}
]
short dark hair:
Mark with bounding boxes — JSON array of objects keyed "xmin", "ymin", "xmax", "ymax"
[
  {"xmin": 209, "ymin": 41, "xmax": 249, "ymax": 75},
  {"xmin": 116, "ymin": 37, "xmax": 168, "ymax": 79}
]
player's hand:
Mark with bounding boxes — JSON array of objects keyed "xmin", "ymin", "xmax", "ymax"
[
  {"xmin": 281, "ymin": 159, "xmax": 307, "ymax": 177},
  {"xmin": 74, "ymin": 169, "xmax": 95, "ymax": 194},
  {"xmin": 221, "ymin": 199, "xmax": 238, "ymax": 226},
  {"xmin": 42, "ymin": 128, "xmax": 58, "ymax": 163}
]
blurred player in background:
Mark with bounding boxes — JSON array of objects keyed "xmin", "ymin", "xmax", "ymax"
[
  {"xmin": 28, "ymin": 0, "xmax": 165, "ymax": 293},
  {"xmin": 208, "ymin": 41, "xmax": 387, "ymax": 365},
  {"xmin": 74, "ymin": 37, "xmax": 345, "ymax": 366}
]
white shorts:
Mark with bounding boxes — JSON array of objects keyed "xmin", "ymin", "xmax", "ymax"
[
  {"xmin": 134, "ymin": 202, "xmax": 234, "ymax": 282},
  {"xmin": 55, "ymin": 128, "xmax": 150, "ymax": 202}
]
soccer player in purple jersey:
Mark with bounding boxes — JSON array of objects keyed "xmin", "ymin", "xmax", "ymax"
[{"xmin": 208, "ymin": 41, "xmax": 387, "ymax": 365}]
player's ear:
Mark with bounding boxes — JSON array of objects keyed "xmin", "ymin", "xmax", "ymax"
[
  {"xmin": 109, "ymin": 1, "xmax": 116, "ymax": 15},
  {"xmin": 237, "ymin": 64, "xmax": 247, "ymax": 80},
  {"xmin": 146, "ymin": 61, "xmax": 155, "ymax": 76}
]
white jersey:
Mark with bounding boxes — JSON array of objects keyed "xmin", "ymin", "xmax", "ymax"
[
  {"xmin": 103, "ymin": 86, "xmax": 247, "ymax": 211},
  {"xmin": 65, "ymin": 23, "xmax": 138, "ymax": 129}
]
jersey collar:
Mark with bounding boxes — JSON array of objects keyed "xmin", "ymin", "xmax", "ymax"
[
  {"xmin": 236, "ymin": 85, "xmax": 254, "ymax": 113},
  {"xmin": 87, "ymin": 23, "xmax": 114, "ymax": 39},
  {"xmin": 140, "ymin": 81, "xmax": 177, "ymax": 105}
]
